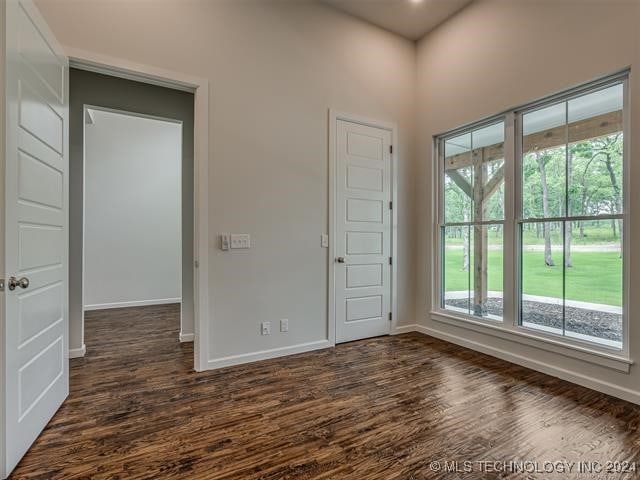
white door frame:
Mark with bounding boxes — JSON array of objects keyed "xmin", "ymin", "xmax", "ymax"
[
  {"xmin": 328, "ymin": 110, "xmax": 398, "ymax": 344},
  {"xmin": 64, "ymin": 48, "xmax": 210, "ymax": 371}
]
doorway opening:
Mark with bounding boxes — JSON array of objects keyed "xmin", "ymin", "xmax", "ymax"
[
  {"xmin": 82, "ymin": 106, "xmax": 183, "ymax": 346},
  {"xmin": 68, "ymin": 68, "xmax": 196, "ymax": 358}
]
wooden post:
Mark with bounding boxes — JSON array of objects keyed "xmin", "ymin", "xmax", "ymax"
[
  {"xmin": 444, "ymin": 111, "xmax": 622, "ymax": 173},
  {"xmin": 472, "ymin": 148, "xmax": 488, "ymax": 316}
]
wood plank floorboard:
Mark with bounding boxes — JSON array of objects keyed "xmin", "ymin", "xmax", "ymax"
[{"xmin": 9, "ymin": 304, "xmax": 640, "ymax": 479}]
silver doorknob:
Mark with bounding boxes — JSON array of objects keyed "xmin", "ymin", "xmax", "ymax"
[
  {"xmin": 336, "ymin": 257, "xmax": 345, "ymax": 263},
  {"xmin": 8, "ymin": 276, "xmax": 29, "ymax": 291}
]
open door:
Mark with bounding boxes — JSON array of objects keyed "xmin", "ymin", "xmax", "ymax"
[{"xmin": 3, "ymin": 0, "xmax": 69, "ymax": 476}]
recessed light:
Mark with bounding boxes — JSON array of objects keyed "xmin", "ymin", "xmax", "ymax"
[{"xmin": 409, "ymin": 0, "xmax": 424, "ymax": 4}]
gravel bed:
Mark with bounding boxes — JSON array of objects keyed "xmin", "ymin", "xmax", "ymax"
[{"xmin": 445, "ymin": 297, "xmax": 622, "ymax": 342}]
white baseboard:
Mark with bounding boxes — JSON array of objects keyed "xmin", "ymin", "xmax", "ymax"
[
  {"xmin": 179, "ymin": 332, "xmax": 194, "ymax": 342},
  {"xmin": 68, "ymin": 344, "xmax": 86, "ymax": 358},
  {"xmin": 411, "ymin": 324, "xmax": 640, "ymax": 405},
  {"xmin": 84, "ymin": 298, "xmax": 181, "ymax": 311},
  {"xmin": 392, "ymin": 324, "xmax": 416, "ymax": 335},
  {"xmin": 206, "ymin": 339, "xmax": 332, "ymax": 370},
  {"xmin": 198, "ymin": 323, "xmax": 640, "ymax": 404}
]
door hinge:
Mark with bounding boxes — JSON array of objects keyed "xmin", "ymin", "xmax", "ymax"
[
  {"xmin": 389, "ymin": 145, "xmax": 393, "ymax": 154},
  {"xmin": 388, "ymin": 312, "xmax": 392, "ymax": 321},
  {"xmin": 389, "ymin": 257, "xmax": 392, "ymax": 265},
  {"xmin": 389, "ymin": 201, "xmax": 393, "ymax": 210}
]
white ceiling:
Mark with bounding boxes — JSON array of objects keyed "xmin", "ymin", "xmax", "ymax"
[{"xmin": 320, "ymin": 0, "xmax": 474, "ymax": 41}]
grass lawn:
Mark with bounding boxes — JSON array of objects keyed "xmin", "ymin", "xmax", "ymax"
[{"xmin": 444, "ymin": 249, "xmax": 622, "ymax": 306}]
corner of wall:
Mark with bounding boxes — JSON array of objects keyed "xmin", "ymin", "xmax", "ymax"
[{"xmin": 0, "ymin": 0, "xmax": 7, "ymax": 476}]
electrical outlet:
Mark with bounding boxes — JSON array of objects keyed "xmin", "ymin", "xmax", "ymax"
[
  {"xmin": 261, "ymin": 321, "xmax": 271, "ymax": 335},
  {"xmin": 231, "ymin": 233, "xmax": 251, "ymax": 249},
  {"xmin": 280, "ymin": 319, "xmax": 289, "ymax": 332}
]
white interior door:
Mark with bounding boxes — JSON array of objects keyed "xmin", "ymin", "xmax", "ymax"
[
  {"xmin": 3, "ymin": 0, "xmax": 69, "ymax": 476},
  {"xmin": 335, "ymin": 119, "xmax": 392, "ymax": 343}
]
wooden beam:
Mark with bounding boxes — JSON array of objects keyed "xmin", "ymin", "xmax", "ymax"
[
  {"xmin": 472, "ymin": 149, "xmax": 488, "ymax": 316},
  {"xmin": 445, "ymin": 144, "xmax": 503, "ymax": 171},
  {"xmin": 445, "ymin": 170, "xmax": 472, "ymax": 198},
  {"xmin": 525, "ymin": 109, "xmax": 622, "ymax": 153},
  {"xmin": 483, "ymin": 164, "xmax": 504, "ymax": 201},
  {"xmin": 446, "ymin": 162, "xmax": 503, "ymax": 202},
  {"xmin": 444, "ymin": 110, "xmax": 622, "ymax": 170}
]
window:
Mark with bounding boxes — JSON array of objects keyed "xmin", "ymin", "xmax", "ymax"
[
  {"xmin": 519, "ymin": 84, "xmax": 624, "ymax": 349},
  {"xmin": 441, "ymin": 121, "xmax": 505, "ymax": 320},
  {"xmin": 435, "ymin": 73, "xmax": 627, "ymax": 353}
]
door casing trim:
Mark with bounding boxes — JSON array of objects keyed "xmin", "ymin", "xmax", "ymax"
[{"xmin": 328, "ymin": 110, "xmax": 398, "ymax": 345}]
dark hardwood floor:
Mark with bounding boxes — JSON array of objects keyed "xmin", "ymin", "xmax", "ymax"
[{"xmin": 10, "ymin": 304, "xmax": 640, "ymax": 479}]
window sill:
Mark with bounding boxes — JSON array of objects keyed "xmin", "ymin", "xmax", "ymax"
[{"xmin": 429, "ymin": 309, "xmax": 633, "ymax": 373}]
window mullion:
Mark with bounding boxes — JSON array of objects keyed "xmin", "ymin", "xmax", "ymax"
[
  {"xmin": 433, "ymin": 138, "xmax": 443, "ymax": 313},
  {"xmin": 621, "ymin": 77, "xmax": 630, "ymax": 358},
  {"xmin": 502, "ymin": 112, "xmax": 517, "ymax": 329},
  {"xmin": 562, "ymin": 101, "xmax": 569, "ymax": 337}
]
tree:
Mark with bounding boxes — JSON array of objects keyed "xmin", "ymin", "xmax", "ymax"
[
  {"xmin": 565, "ymin": 150, "xmax": 573, "ymax": 268},
  {"xmin": 535, "ymin": 152, "xmax": 555, "ymax": 267},
  {"xmin": 601, "ymin": 135, "xmax": 623, "ymax": 250},
  {"xmin": 570, "ymin": 133, "xmax": 623, "ymax": 255}
]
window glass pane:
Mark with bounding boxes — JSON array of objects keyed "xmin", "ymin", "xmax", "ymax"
[
  {"xmin": 442, "ymin": 225, "xmax": 503, "ymax": 320},
  {"xmin": 487, "ymin": 226, "xmax": 504, "ymax": 318},
  {"xmin": 472, "ymin": 122, "xmax": 505, "ymax": 222},
  {"xmin": 520, "ymin": 221, "xmax": 564, "ymax": 333},
  {"xmin": 444, "ymin": 134, "xmax": 472, "ymax": 223},
  {"xmin": 472, "ymin": 225, "xmax": 503, "ymax": 319},
  {"xmin": 442, "ymin": 122, "xmax": 505, "ymax": 322},
  {"xmin": 568, "ymin": 84, "xmax": 623, "ymax": 217},
  {"xmin": 522, "ymin": 103, "xmax": 566, "ymax": 219},
  {"xmin": 564, "ymin": 219, "xmax": 622, "ymax": 348},
  {"xmin": 444, "ymin": 123, "xmax": 505, "ymax": 224},
  {"xmin": 443, "ymin": 225, "xmax": 471, "ymax": 315}
]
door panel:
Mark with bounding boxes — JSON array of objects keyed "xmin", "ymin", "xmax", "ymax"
[
  {"xmin": 346, "ymin": 131, "xmax": 383, "ymax": 160},
  {"xmin": 16, "ymin": 4, "xmax": 64, "ymax": 102},
  {"xmin": 346, "ymin": 295, "xmax": 382, "ymax": 321},
  {"xmin": 18, "ymin": 282, "xmax": 63, "ymax": 345},
  {"xmin": 346, "ymin": 198, "xmax": 383, "ymax": 223},
  {"xmin": 18, "ymin": 150, "xmax": 64, "ymax": 209},
  {"xmin": 4, "ymin": 0, "xmax": 69, "ymax": 476},
  {"xmin": 346, "ymin": 264, "xmax": 382, "ymax": 288},
  {"xmin": 346, "ymin": 231, "xmax": 383, "ymax": 255},
  {"xmin": 335, "ymin": 120, "xmax": 391, "ymax": 343},
  {"xmin": 347, "ymin": 165, "xmax": 383, "ymax": 191}
]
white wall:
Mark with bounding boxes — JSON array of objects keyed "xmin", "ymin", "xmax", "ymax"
[
  {"xmin": 35, "ymin": 0, "xmax": 417, "ymax": 365},
  {"xmin": 84, "ymin": 109, "xmax": 181, "ymax": 309},
  {"xmin": 415, "ymin": 0, "xmax": 640, "ymax": 403},
  {"xmin": 25, "ymin": 0, "xmax": 640, "ymax": 403}
]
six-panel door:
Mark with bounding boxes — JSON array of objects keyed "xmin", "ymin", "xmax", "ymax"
[
  {"xmin": 4, "ymin": 0, "xmax": 69, "ymax": 476},
  {"xmin": 335, "ymin": 120, "xmax": 392, "ymax": 343}
]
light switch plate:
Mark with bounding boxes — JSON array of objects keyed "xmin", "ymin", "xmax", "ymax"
[
  {"xmin": 220, "ymin": 233, "xmax": 230, "ymax": 251},
  {"xmin": 321, "ymin": 234, "xmax": 329, "ymax": 248},
  {"xmin": 280, "ymin": 319, "xmax": 289, "ymax": 332},
  {"xmin": 230, "ymin": 233, "xmax": 251, "ymax": 249},
  {"xmin": 261, "ymin": 321, "xmax": 271, "ymax": 335}
]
